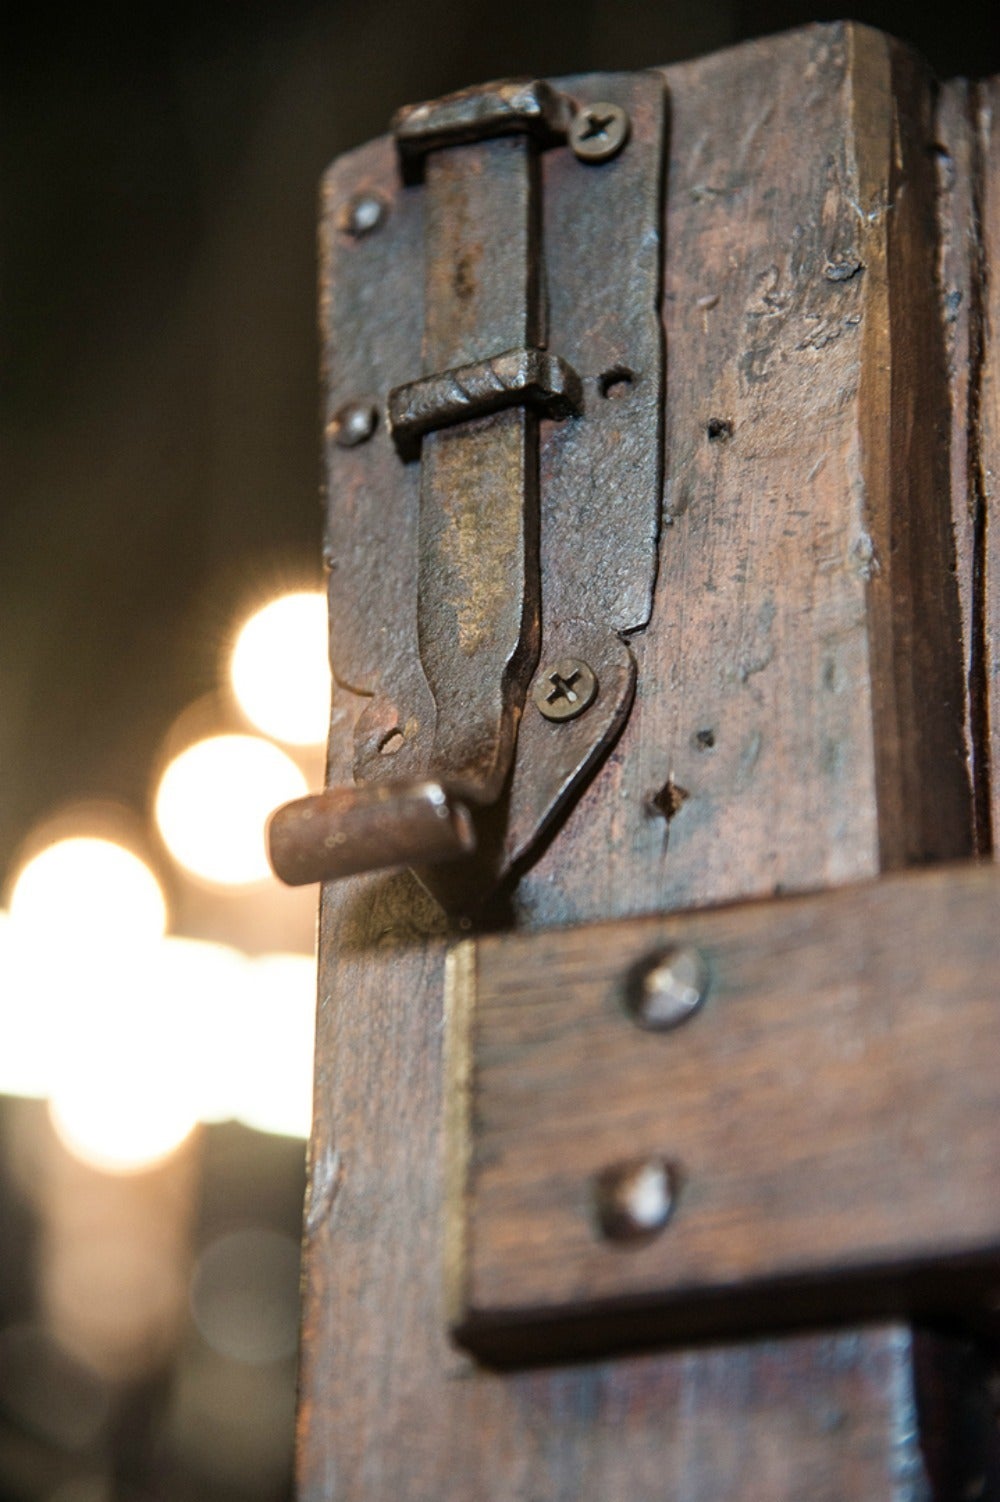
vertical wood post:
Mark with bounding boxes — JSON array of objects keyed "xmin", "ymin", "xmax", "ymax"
[{"xmin": 299, "ymin": 23, "xmax": 995, "ymax": 1500}]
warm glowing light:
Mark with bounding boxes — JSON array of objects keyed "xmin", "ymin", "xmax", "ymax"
[
  {"xmin": 9, "ymin": 838, "xmax": 167, "ymax": 948},
  {"xmin": 1, "ymin": 823, "xmax": 313, "ymax": 1142},
  {"xmin": 155, "ymin": 734, "xmax": 307, "ymax": 885},
  {"xmin": 48, "ymin": 947, "xmax": 200, "ymax": 1173},
  {"xmin": 230, "ymin": 592, "xmax": 330, "ymax": 746},
  {"xmin": 49, "ymin": 1083, "xmax": 196, "ymax": 1176},
  {"xmin": 154, "ymin": 936, "xmax": 249, "ymax": 1123},
  {"xmin": 232, "ymin": 953, "xmax": 315, "ymax": 1139},
  {"xmin": 0, "ymin": 911, "xmax": 52, "ymax": 1098}
]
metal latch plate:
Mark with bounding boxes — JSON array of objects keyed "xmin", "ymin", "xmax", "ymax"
[{"xmin": 316, "ymin": 71, "xmax": 666, "ymax": 904}]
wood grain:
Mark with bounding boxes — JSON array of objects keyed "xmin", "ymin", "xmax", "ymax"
[
  {"xmin": 981, "ymin": 79, "xmax": 1000, "ymax": 848},
  {"xmin": 455, "ymin": 861, "xmax": 1000, "ymax": 1363},
  {"xmin": 935, "ymin": 82, "xmax": 985, "ymax": 846},
  {"xmin": 299, "ymin": 24, "xmax": 985, "ymax": 1501}
]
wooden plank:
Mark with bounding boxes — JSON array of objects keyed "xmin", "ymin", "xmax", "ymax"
[
  {"xmin": 935, "ymin": 80, "xmax": 990, "ymax": 850},
  {"xmin": 982, "ymin": 79, "xmax": 1000, "ymax": 847},
  {"xmin": 453, "ymin": 862, "xmax": 1000, "ymax": 1363},
  {"xmin": 299, "ymin": 24, "xmax": 980, "ymax": 1501}
]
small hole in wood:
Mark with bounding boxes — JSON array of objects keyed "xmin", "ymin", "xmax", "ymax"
[
  {"xmin": 377, "ymin": 728, "xmax": 405, "ymax": 756},
  {"xmin": 599, "ymin": 367, "xmax": 634, "ymax": 399},
  {"xmin": 694, "ymin": 728, "xmax": 715, "ymax": 751},
  {"xmin": 706, "ymin": 417, "xmax": 733, "ymax": 442},
  {"xmin": 647, "ymin": 778, "xmax": 689, "ymax": 821}
]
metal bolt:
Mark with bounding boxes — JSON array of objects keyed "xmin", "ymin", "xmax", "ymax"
[
  {"xmin": 329, "ymin": 401, "xmax": 378, "ymax": 448},
  {"xmin": 339, "ymin": 192, "xmax": 386, "ymax": 237},
  {"xmin": 626, "ymin": 945, "xmax": 710, "ymax": 1031},
  {"xmin": 569, "ymin": 102, "xmax": 630, "ymax": 164},
  {"xmin": 531, "ymin": 658, "xmax": 598, "ymax": 722},
  {"xmin": 594, "ymin": 1157, "xmax": 677, "ymax": 1242}
]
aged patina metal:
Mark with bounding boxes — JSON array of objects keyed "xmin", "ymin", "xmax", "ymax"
[
  {"xmin": 388, "ymin": 347, "xmax": 582, "ymax": 461},
  {"xmin": 531, "ymin": 658, "xmax": 599, "ymax": 722},
  {"xmin": 416, "ymin": 132, "xmax": 541, "ymax": 806},
  {"xmin": 569, "ymin": 101, "xmax": 631, "ymax": 163},
  {"xmin": 393, "ymin": 78, "xmax": 575, "ymax": 176},
  {"xmin": 625, "ymin": 945, "xmax": 711, "ymax": 1031},
  {"xmin": 268, "ymin": 70, "xmax": 666, "ymax": 906},
  {"xmin": 328, "ymin": 400, "xmax": 378, "ymax": 447},
  {"xmin": 594, "ymin": 1158, "xmax": 678, "ymax": 1243},
  {"xmin": 268, "ymin": 779, "xmax": 474, "ymax": 885},
  {"xmin": 337, "ymin": 190, "xmax": 387, "ymax": 236}
]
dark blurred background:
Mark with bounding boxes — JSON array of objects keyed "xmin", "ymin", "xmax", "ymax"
[{"xmin": 2, "ymin": 3, "xmax": 997, "ymax": 1500}]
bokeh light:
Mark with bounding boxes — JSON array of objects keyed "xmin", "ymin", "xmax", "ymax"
[
  {"xmin": 49, "ymin": 1072, "xmax": 197, "ymax": 1176},
  {"xmin": 190, "ymin": 1229, "xmax": 301, "ymax": 1364},
  {"xmin": 233, "ymin": 953, "xmax": 315, "ymax": 1139},
  {"xmin": 230, "ymin": 592, "xmax": 329, "ymax": 746},
  {"xmin": 0, "ymin": 909, "xmax": 52, "ymax": 1098},
  {"xmin": 48, "ymin": 953, "xmax": 200, "ymax": 1173},
  {"xmin": 9, "ymin": 837, "xmax": 167, "ymax": 948},
  {"xmin": 152, "ymin": 937, "xmax": 250, "ymax": 1124},
  {"xmin": 1, "ymin": 901, "xmax": 312, "ymax": 1149},
  {"xmin": 154, "ymin": 734, "xmax": 307, "ymax": 886}
]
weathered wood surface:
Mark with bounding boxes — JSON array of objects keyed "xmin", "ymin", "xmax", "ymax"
[
  {"xmin": 299, "ymin": 23, "xmax": 985, "ymax": 1501},
  {"xmin": 936, "ymin": 77, "xmax": 996, "ymax": 855},
  {"xmin": 982, "ymin": 80, "xmax": 1000, "ymax": 846},
  {"xmin": 455, "ymin": 861, "xmax": 1000, "ymax": 1363}
]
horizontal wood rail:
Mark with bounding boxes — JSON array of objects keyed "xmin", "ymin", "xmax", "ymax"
[{"xmin": 448, "ymin": 861, "xmax": 1000, "ymax": 1365}]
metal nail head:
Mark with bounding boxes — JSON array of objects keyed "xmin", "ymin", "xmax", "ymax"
[
  {"xmin": 595, "ymin": 1157, "xmax": 677, "ymax": 1242},
  {"xmin": 569, "ymin": 102, "xmax": 630, "ymax": 164},
  {"xmin": 626, "ymin": 945, "xmax": 710, "ymax": 1031},
  {"xmin": 531, "ymin": 658, "xmax": 598, "ymax": 722},
  {"xmin": 329, "ymin": 401, "xmax": 378, "ymax": 448},
  {"xmin": 339, "ymin": 192, "xmax": 386, "ymax": 237}
]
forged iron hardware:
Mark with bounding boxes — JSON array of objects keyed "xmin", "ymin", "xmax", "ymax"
[
  {"xmin": 267, "ymin": 780, "xmax": 474, "ymax": 886},
  {"xmin": 272, "ymin": 71, "xmax": 665, "ymax": 901},
  {"xmin": 388, "ymin": 348, "xmax": 583, "ymax": 461},
  {"xmin": 531, "ymin": 658, "xmax": 599, "ymax": 723},
  {"xmin": 393, "ymin": 78, "xmax": 575, "ymax": 178},
  {"xmin": 624, "ymin": 945, "xmax": 710, "ymax": 1030},
  {"xmin": 594, "ymin": 1158, "xmax": 678, "ymax": 1243},
  {"xmin": 328, "ymin": 401, "xmax": 378, "ymax": 448},
  {"xmin": 337, "ymin": 191, "xmax": 386, "ymax": 237},
  {"xmin": 569, "ymin": 102, "xmax": 631, "ymax": 163}
]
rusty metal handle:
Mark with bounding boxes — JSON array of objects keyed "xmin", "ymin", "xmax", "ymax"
[{"xmin": 267, "ymin": 781, "xmax": 475, "ymax": 886}]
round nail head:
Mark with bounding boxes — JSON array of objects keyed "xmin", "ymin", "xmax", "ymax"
[
  {"xmin": 628, "ymin": 945, "xmax": 710, "ymax": 1031},
  {"xmin": 340, "ymin": 192, "xmax": 386, "ymax": 237},
  {"xmin": 595, "ymin": 1157, "xmax": 677, "ymax": 1242},
  {"xmin": 330, "ymin": 401, "xmax": 378, "ymax": 448}
]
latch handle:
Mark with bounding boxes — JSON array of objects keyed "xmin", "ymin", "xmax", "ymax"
[{"xmin": 267, "ymin": 780, "xmax": 474, "ymax": 886}]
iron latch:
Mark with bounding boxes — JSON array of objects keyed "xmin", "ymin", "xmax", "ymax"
[{"xmin": 269, "ymin": 72, "xmax": 666, "ymax": 907}]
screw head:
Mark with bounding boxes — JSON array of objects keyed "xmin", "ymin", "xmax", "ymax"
[
  {"xmin": 339, "ymin": 192, "xmax": 386, "ymax": 237},
  {"xmin": 531, "ymin": 658, "xmax": 598, "ymax": 722},
  {"xmin": 626, "ymin": 945, "xmax": 710, "ymax": 1031},
  {"xmin": 594, "ymin": 1157, "xmax": 677, "ymax": 1242},
  {"xmin": 569, "ymin": 102, "xmax": 630, "ymax": 164},
  {"xmin": 329, "ymin": 401, "xmax": 378, "ymax": 448}
]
